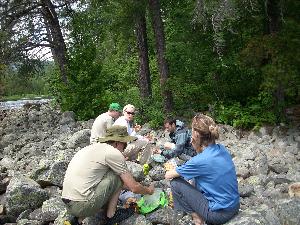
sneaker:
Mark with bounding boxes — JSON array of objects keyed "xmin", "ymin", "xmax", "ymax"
[{"xmin": 105, "ymin": 207, "xmax": 135, "ymax": 225}]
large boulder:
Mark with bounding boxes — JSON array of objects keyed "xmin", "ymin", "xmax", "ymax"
[
  {"xmin": 66, "ymin": 129, "xmax": 90, "ymax": 149},
  {"xmin": 30, "ymin": 160, "xmax": 68, "ymax": 187},
  {"xmin": 5, "ymin": 176, "xmax": 49, "ymax": 217},
  {"xmin": 29, "ymin": 197, "xmax": 67, "ymax": 222},
  {"xmin": 275, "ymin": 198, "xmax": 300, "ymax": 225},
  {"xmin": 226, "ymin": 205, "xmax": 280, "ymax": 225},
  {"xmin": 126, "ymin": 161, "xmax": 144, "ymax": 181}
]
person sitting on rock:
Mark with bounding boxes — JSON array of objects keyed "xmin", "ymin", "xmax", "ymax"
[
  {"xmin": 165, "ymin": 114, "xmax": 240, "ymax": 225},
  {"xmin": 90, "ymin": 102, "xmax": 122, "ymax": 144},
  {"xmin": 113, "ymin": 104, "xmax": 149, "ymax": 161},
  {"xmin": 62, "ymin": 125, "xmax": 155, "ymax": 224},
  {"xmin": 155, "ymin": 118, "xmax": 196, "ymax": 159}
]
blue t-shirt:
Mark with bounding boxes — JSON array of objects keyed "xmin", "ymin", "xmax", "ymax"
[{"xmin": 176, "ymin": 144, "xmax": 239, "ymax": 211}]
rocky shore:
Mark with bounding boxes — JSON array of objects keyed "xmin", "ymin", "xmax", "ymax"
[{"xmin": 0, "ymin": 104, "xmax": 299, "ymax": 225}]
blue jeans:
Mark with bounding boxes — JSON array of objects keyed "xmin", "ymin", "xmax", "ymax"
[{"xmin": 170, "ymin": 178, "xmax": 239, "ymax": 225}]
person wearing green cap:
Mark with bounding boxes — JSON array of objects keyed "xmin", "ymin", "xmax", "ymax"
[
  {"xmin": 62, "ymin": 125, "xmax": 155, "ymax": 224},
  {"xmin": 90, "ymin": 102, "xmax": 122, "ymax": 144}
]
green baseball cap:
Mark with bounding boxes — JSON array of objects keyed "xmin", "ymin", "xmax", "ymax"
[
  {"xmin": 97, "ymin": 125, "xmax": 137, "ymax": 143},
  {"xmin": 109, "ymin": 102, "xmax": 122, "ymax": 112}
]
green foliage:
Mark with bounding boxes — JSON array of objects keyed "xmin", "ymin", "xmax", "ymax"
[
  {"xmin": 0, "ymin": 61, "xmax": 49, "ymax": 98},
  {"xmin": 49, "ymin": 2, "xmax": 140, "ymax": 121},
  {"xmin": 108, "ymin": 86, "xmax": 165, "ymax": 129},
  {"xmin": 239, "ymin": 17, "xmax": 300, "ymax": 122},
  {"xmin": 3, "ymin": 0, "xmax": 299, "ymax": 130},
  {"xmin": 213, "ymin": 92, "xmax": 276, "ymax": 129}
]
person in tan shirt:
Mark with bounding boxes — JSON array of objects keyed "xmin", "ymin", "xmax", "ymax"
[
  {"xmin": 62, "ymin": 125, "xmax": 155, "ymax": 222},
  {"xmin": 90, "ymin": 103, "xmax": 122, "ymax": 144}
]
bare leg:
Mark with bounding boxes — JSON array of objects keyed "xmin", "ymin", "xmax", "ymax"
[
  {"xmin": 106, "ymin": 187, "xmax": 122, "ymax": 218},
  {"xmin": 191, "ymin": 212, "xmax": 205, "ymax": 225}
]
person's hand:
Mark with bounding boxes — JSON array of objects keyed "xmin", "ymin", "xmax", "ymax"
[
  {"xmin": 164, "ymin": 142, "xmax": 175, "ymax": 150},
  {"xmin": 165, "ymin": 169, "xmax": 180, "ymax": 180},
  {"xmin": 147, "ymin": 183, "xmax": 155, "ymax": 195}
]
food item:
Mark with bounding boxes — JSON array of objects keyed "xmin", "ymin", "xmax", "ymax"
[{"xmin": 164, "ymin": 159, "xmax": 177, "ymax": 171}]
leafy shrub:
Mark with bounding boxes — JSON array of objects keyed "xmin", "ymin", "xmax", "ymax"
[{"xmin": 212, "ymin": 92, "xmax": 276, "ymax": 129}]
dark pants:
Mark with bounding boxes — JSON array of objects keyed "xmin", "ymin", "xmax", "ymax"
[{"xmin": 170, "ymin": 178, "xmax": 239, "ymax": 225}]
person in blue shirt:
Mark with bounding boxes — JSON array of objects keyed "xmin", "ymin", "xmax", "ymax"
[
  {"xmin": 165, "ymin": 114, "xmax": 239, "ymax": 225},
  {"xmin": 157, "ymin": 118, "xmax": 196, "ymax": 159}
]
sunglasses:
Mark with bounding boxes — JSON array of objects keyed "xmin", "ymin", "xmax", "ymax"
[{"xmin": 126, "ymin": 111, "xmax": 135, "ymax": 115}]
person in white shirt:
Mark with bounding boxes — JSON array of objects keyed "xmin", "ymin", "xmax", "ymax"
[
  {"xmin": 114, "ymin": 104, "xmax": 149, "ymax": 161},
  {"xmin": 90, "ymin": 103, "xmax": 122, "ymax": 144}
]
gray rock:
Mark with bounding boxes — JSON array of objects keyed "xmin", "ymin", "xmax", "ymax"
[
  {"xmin": 178, "ymin": 214, "xmax": 193, "ymax": 225},
  {"xmin": 29, "ymin": 197, "xmax": 66, "ymax": 222},
  {"xmin": 16, "ymin": 209, "xmax": 32, "ymax": 222},
  {"xmin": 120, "ymin": 214, "xmax": 151, "ymax": 225},
  {"xmin": 226, "ymin": 205, "xmax": 280, "ymax": 225},
  {"xmin": 53, "ymin": 210, "xmax": 73, "ymax": 225},
  {"xmin": 148, "ymin": 166, "xmax": 165, "ymax": 181},
  {"xmin": 66, "ymin": 129, "xmax": 90, "ymax": 149},
  {"xmin": 17, "ymin": 219, "xmax": 42, "ymax": 225},
  {"xmin": 145, "ymin": 207, "xmax": 176, "ymax": 224},
  {"xmin": 1, "ymin": 105, "xmax": 300, "ymax": 225},
  {"xmin": 275, "ymin": 198, "xmax": 300, "ymax": 225},
  {"xmin": 250, "ymin": 153, "xmax": 268, "ymax": 175},
  {"xmin": 5, "ymin": 176, "xmax": 49, "ymax": 217},
  {"xmin": 0, "ymin": 157, "xmax": 15, "ymax": 170},
  {"xmin": 234, "ymin": 159, "xmax": 250, "ymax": 179},
  {"xmin": 239, "ymin": 183, "xmax": 254, "ymax": 197},
  {"xmin": 30, "ymin": 160, "xmax": 68, "ymax": 187},
  {"xmin": 59, "ymin": 111, "xmax": 76, "ymax": 125},
  {"xmin": 126, "ymin": 161, "xmax": 144, "ymax": 182}
]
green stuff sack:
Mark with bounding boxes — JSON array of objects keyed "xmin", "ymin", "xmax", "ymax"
[{"xmin": 137, "ymin": 188, "xmax": 168, "ymax": 214}]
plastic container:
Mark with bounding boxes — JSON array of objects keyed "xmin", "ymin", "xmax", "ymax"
[{"xmin": 137, "ymin": 188, "xmax": 168, "ymax": 214}]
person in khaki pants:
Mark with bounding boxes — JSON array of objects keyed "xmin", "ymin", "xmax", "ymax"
[
  {"xmin": 62, "ymin": 125, "xmax": 155, "ymax": 224},
  {"xmin": 114, "ymin": 104, "xmax": 150, "ymax": 161}
]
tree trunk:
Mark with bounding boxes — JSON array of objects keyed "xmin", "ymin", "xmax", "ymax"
[
  {"xmin": 264, "ymin": 0, "xmax": 284, "ymax": 121},
  {"xmin": 40, "ymin": 0, "xmax": 68, "ymax": 84},
  {"xmin": 135, "ymin": 13, "xmax": 152, "ymax": 99},
  {"xmin": 149, "ymin": 0, "xmax": 173, "ymax": 113},
  {"xmin": 264, "ymin": 0, "xmax": 281, "ymax": 34}
]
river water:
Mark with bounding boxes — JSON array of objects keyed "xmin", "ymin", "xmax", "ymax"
[{"xmin": 0, "ymin": 98, "xmax": 51, "ymax": 110}]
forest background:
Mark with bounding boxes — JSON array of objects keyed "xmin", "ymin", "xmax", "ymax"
[{"xmin": 0, "ymin": 0, "xmax": 299, "ymax": 129}]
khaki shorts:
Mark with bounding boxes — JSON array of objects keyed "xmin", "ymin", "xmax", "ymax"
[{"xmin": 67, "ymin": 170, "xmax": 122, "ymax": 217}]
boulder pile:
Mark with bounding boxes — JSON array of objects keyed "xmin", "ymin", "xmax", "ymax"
[{"xmin": 0, "ymin": 104, "xmax": 299, "ymax": 225}]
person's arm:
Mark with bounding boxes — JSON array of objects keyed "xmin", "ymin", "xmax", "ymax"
[
  {"xmin": 120, "ymin": 172, "xmax": 155, "ymax": 195},
  {"xmin": 162, "ymin": 132, "xmax": 187, "ymax": 158},
  {"xmin": 165, "ymin": 169, "xmax": 180, "ymax": 180}
]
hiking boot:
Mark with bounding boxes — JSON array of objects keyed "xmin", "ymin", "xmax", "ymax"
[{"xmin": 105, "ymin": 207, "xmax": 135, "ymax": 225}]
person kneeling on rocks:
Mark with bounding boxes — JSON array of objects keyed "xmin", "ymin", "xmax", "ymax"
[
  {"xmin": 62, "ymin": 125, "xmax": 155, "ymax": 224},
  {"xmin": 165, "ymin": 114, "xmax": 239, "ymax": 225}
]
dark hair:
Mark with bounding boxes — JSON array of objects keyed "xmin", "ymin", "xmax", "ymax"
[{"xmin": 164, "ymin": 117, "xmax": 176, "ymax": 125}]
